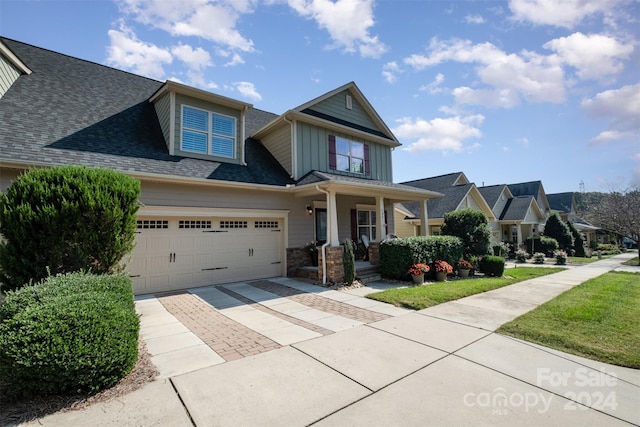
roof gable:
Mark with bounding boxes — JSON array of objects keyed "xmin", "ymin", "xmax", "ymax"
[
  {"xmin": 508, "ymin": 180, "xmax": 550, "ymax": 211},
  {"xmin": 401, "ymin": 172, "xmax": 468, "ymax": 191},
  {"xmin": 499, "ymin": 196, "xmax": 544, "ymax": 222},
  {"xmin": 293, "ymin": 82, "xmax": 398, "ymax": 144},
  {"xmin": 547, "ymin": 192, "xmax": 576, "ymax": 213}
]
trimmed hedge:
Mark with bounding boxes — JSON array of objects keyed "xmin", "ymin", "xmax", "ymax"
[
  {"xmin": 0, "ymin": 272, "xmax": 139, "ymax": 397},
  {"xmin": 342, "ymin": 239, "xmax": 356, "ymax": 283},
  {"xmin": 380, "ymin": 235, "xmax": 463, "ymax": 280},
  {"xmin": 0, "ymin": 165, "xmax": 140, "ymax": 292},
  {"xmin": 525, "ymin": 236, "xmax": 559, "ymax": 256},
  {"xmin": 479, "ymin": 255, "xmax": 505, "ymax": 277}
]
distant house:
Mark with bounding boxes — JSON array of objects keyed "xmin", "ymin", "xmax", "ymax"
[
  {"xmin": 547, "ymin": 192, "xmax": 599, "ymax": 247},
  {"xmin": 0, "ymin": 38, "xmax": 441, "ymax": 293},
  {"xmin": 479, "ymin": 184, "xmax": 546, "ymax": 247},
  {"xmin": 394, "ymin": 172, "xmax": 497, "ymax": 241}
]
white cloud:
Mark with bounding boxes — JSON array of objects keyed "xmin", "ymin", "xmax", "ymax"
[
  {"xmin": 224, "ymin": 53, "xmax": 245, "ymax": 67},
  {"xmin": 404, "ymin": 38, "xmax": 566, "ymax": 107},
  {"xmin": 394, "ymin": 114, "xmax": 484, "ymax": 153},
  {"xmin": 582, "ymin": 83, "xmax": 640, "ymax": 144},
  {"xmin": 106, "ymin": 24, "xmax": 172, "ymax": 79},
  {"xmin": 171, "ymin": 43, "xmax": 212, "ymax": 70},
  {"xmin": 544, "ymin": 32, "xmax": 633, "ymax": 81},
  {"xmin": 382, "ymin": 61, "xmax": 401, "ymax": 84},
  {"xmin": 118, "ymin": 0, "xmax": 255, "ymax": 52},
  {"xmin": 508, "ymin": 0, "xmax": 626, "ymax": 29},
  {"xmin": 419, "ymin": 73, "xmax": 445, "ymax": 94},
  {"xmin": 287, "ymin": 0, "xmax": 387, "ymax": 58},
  {"xmin": 464, "ymin": 14, "xmax": 485, "ymax": 24},
  {"xmin": 233, "ymin": 81, "xmax": 262, "ymax": 101}
]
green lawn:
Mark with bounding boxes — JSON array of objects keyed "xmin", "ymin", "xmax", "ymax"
[
  {"xmin": 367, "ymin": 267, "xmax": 565, "ymax": 310},
  {"xmin": 498, "ymin": 271, "xmax": 640, "ymax": 368},
  {"xmin": 622, "ymin": 257, "xmax": 639, "ymax": 266}
]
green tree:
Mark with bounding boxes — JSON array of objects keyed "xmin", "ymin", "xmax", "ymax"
[
  {"xmin": 342, "ymin": 239, "xmax": 356, "ymax": 283},
  {"xmin": 543, "ymin": 213, "xmax": 573, "ymax": 252},
  {"xmin": 441, "ymin": 208, "xmax": 491, "ymax": 257},
  {"xmin": 589, "ymin": 187, "xmax": 640, "ymax": 265},
  {"xmin": 567, "ymin": 221, "xmax": 586, "ymax": 257},
  {"xmin": 0, "ymin": 166, "xmax": 141, "ymax": 292}
]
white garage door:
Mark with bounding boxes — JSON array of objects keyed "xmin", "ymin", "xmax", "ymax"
[{"xmin": 128, "ymin": 217, "xmax": 283, "ymax": 294}]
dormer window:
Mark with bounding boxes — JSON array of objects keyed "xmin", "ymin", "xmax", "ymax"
[{"xmin": 181, "ymin": 105, "xmax": 236, "ymax": 158}]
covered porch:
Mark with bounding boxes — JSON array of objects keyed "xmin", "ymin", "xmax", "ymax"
[{"xmin": 288, "ymin": 172, "xmax": 442, "ymax": 284}]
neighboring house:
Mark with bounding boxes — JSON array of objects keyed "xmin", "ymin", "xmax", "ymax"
[
  {"xmin": 394, "ymin": 172, "xmax": 497, "ymax": 242},
  {"xmin": 547, "ymin": 192, "xmax": 599, "ymax": 247},
  {"xmin": 0, "ymin": 38, "xmax": 441, "ymax": 294},
  {"xmin": 478, "ymin": 184, "xmax": 546, "ymax": 248},
  {"xmin": 507, "ymin": 181, "xmax": 551, "ymax": 219}
]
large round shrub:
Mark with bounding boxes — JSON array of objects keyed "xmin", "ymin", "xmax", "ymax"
[
  {"xmin": 543, "ymin": 213, "xmax": 573, "ymax": 251},
  {"xmin": 0, "ymin": 273, "xmax": 139, "ymax": 397},
  {"xmin": 0, "ymin": 166, "xmax": 140, "ymax": 292},
  {"xmin": 441, "ymin": 208, "xmax": 491, "ymax": 257}
]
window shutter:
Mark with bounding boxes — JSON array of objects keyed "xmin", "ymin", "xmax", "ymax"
[
  {"xmin": 364, "ymin": 144, "xmax": 370, "ymax": 176},
  {"xmin": 329, "ymin": 135, "xmax": 336, "ymax": 170},
  {"xmin": 350, "ymin": 209, "xmax": 358, "ymax": 241},
  {"xmin": 384, "ymin": 209, "xmax": 388, "ymax": 236}
]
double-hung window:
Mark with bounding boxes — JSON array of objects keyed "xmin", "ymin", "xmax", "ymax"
[
  {"xmin": 336, "ymin": 137, "xmax": 364, "ymax": 174},
  {"xmin": 329, "ymin": 135, "xmax": 369, "ymax": 175},
  {"xmin": 181, "ymin": 106, "xmax": 236, "ymax": 158},
  {"xmin": 357, "ymin": 210, "xmax": 377, "ymax": 241}
]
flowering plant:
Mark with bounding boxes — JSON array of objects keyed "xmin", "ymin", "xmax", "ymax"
[
  {"xmin": 407, "ymin": 263, "xmax": 430, "ymax": 276},
  {"xmin": 305, "ymin": 241, "xmax": 318, "ymax": 253},
  {"xmin": 456, "ymin": 259, "xmax": 474, "ymax": 270},
  {"xmin": 434, "ymin": 260, "xmax": 453, "ymax": 274}
]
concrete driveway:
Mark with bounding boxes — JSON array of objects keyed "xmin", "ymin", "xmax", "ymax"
[{"xmin": 22, "ymin": 254, "xmax": 640, "ymax": 426}]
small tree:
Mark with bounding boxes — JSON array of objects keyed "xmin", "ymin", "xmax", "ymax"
[
  {"xmin": 589, "ymin": 187, "xmax": 640, "ymax": 265},
  {"xmin": 567, "ymin": 221, "xmax": 586, "ymax": 257},
  {"xmin": 543, "ymin": 213, "xmax": 573, "ymax": 252},
  {"xmin": 342, "ymin": 239, "xmax": 356, "ymax": 284},
  {"xmin": 441, "ymin": 208, "xmax": 491, "ymax": 257},
  {"xmin": 0, "ymin": 166, "xmax": 141, "ymax": 292}
]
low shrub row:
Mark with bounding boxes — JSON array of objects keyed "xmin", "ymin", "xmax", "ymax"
[
  {"xmin": 524, "ymin": 236, "xmax": 559, "ymax": 256},
  {"xmin": 0, "ymin": 272, "xmax": 139, "ymax": 397},
  {"xmin": 479, "ymin": 255, "xmax": 505, "ymax": 277},
  {"xmin": 380, "ymin": 236, "xmax": 464, "ymax": 280}
]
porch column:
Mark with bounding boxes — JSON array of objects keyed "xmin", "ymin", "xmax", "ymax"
[
  {"xmin": 328, "ymin": 189, "xmax": 340, "ymax": 246},
  {"xmin": 376, "ymin": 195, "xmax": 384, "ymax": 241},
  {"xmin": 517, "ymin": 223, "xmax": 523, "ymax": 246},
  {"xmin": 420, "ymin": 199, "xmax": 429, "ymax": 236}
]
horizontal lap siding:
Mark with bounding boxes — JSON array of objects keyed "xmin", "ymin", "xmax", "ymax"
[
  {"xmin": 0, "ymin": 168, "xmax": 20, "ymax": 192},
  {"xmin": 308, "ymin": 90, "xmax": 378, "ymax": 131},
  {"xmin": 260, "ymin": 124, "xmax": 292, "ymax": 176},
  {"xmin": 0, "ymin": 55, "xmax": 21, "ymax": 98},
  {"xmin": 152, "ymin": 92, "xmax": 171, "ymax": 151}
]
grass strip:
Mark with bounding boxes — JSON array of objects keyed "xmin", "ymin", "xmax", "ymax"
[
  {"xmin": 498, "ymin": 271, "xmax": 640, "ymax": 368},
  {"xmin": 367, "ymin": 267, "xmax": 565, "ymax": 310}
]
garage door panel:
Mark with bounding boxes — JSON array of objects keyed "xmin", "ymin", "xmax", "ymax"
[{"xmin": 130, "ymin": 216, "xmax": 283, "ymax": 294}]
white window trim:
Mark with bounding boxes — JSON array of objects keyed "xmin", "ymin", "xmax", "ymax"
[
  {"xmin": 181, "ymin": 105, "xmax": 236, "ymax": 159},
  {"xmin": 357, "ymin": 209, "xmax": 377, "ymax": 241}
]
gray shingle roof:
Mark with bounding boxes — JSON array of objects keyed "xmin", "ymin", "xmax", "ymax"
[
  {"xmin": 296, "ymin": 170, "xmax": 441, "ymax": 195},
  {"xmin": 547, "ymin": 192, "xmax": 575, "ymax": 213},
  {"xmin": 478, "ymin": 184, "xmax": 505, "ymax": 209},
  {"xmin": 499, "ymin": 196, "xmax": 534, "ymax": 221},
  {"xmin": 508, "ymin": 181, "xmax": 542, "ymax": 198},
  {"xmin": 401, "ymin": 172, "xmax": 464, "ymax": 190},
  {"xmin": 0, "ymin": 38, "xmax": 292, "ymax": 186},
  {"xmin": 401, "ymin": 183, "xmax": 473, "ymax": 220}
]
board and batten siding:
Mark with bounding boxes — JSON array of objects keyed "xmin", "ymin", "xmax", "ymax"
[
  {"xmin": 152, "ymin": 92, "xmax": 171, "ymax": 152},
  {"xmin": 307, "ymin": 90, "xmax": 379, "ymax": 132},
  {"xmin": 259, "ymin": 122, "xmax": 292, "ymax": 176},
  {"xmin": 296, "ymin": 122, "xmax": 392, "ymax": 182},
  {"xmin": 0, "ymin": 53, "xmax": 21, "ymax": 99},
  {"xmin": 171, "ymin": 93, "xmax": 242, "ymax": 164}
]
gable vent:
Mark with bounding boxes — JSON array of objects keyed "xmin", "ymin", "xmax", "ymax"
[{"xmin": 345, "ymin": 94, "xmax": 352, "ymax": 110}]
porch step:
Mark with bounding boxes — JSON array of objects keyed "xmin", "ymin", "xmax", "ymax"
[{"xmin": 357, "ymin": 272, "xmax": 382, "ymax": 284}]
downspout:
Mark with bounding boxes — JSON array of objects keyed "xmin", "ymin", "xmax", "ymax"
[
  {"xmin": 316, "ymin": 184, "xmax": 330, "ymax": 285},
  {"xmin": 283, "ymin": 114, "xmax": 296, "ymax": 179}
]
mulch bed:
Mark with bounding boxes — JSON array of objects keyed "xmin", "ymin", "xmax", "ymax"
[{"xmin": 0, "ymin": 340, "xmax": 159, "ymax": 426}]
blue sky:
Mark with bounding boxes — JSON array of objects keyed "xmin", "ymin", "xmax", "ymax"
[{"xmin": 1, "ymin": 0, "xmax": 638, "ymax": 194}]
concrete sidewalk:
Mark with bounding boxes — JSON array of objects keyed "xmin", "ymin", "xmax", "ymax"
[{"xmin": 21, "ymin": 253, "xmax": 639, "ymax": 426}]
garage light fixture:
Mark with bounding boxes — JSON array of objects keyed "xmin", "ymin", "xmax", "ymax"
[{"xmin": 306, "ymin": 205, "xmax": 313, "ymax": 215}]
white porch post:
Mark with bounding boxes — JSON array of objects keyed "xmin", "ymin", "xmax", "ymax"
[
  {"xmin": 376, "ymin": 195, "xmax": 384, "ymax": 241},
  {"xmin": 517, "ymin": 223, "xmax": 523, "ymax": 247},
  {"xmin": 328, "ymin": 189, "xmax": 339, "ymax": 246},
  {"xmin": 420, "ymin": 199, "xmax": 429, "ymax": 236}
]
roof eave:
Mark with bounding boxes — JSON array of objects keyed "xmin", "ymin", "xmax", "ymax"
[
  {"xmin": 0, "ymin": 39, "xmax": 32, "ymax": 75},
  {"xmin": 149, "ymin": 80, "xmax": 252, "ymax": 111}
]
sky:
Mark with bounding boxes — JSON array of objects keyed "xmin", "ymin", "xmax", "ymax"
[{"xmin": 1, "ymin": 0, "xmax": 638, "ymax": 194}]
